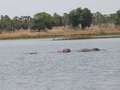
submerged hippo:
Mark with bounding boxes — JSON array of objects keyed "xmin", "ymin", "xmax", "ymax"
[
  {"xmin": 57, "ymin": 48, "xmax": 100, "ymax": 53},
  {"xmin": 26, "ymin": 51, "xmax": 38, "ymax": 55},
  {"xmin": 63, "ymin": 49, "xmax": 71, "ymax": 53},
  {"xmin": 29, "ymin": 52, "xmax": 38, "ymax": 55},
  {"xmin": 80, "ymin": 48, "xmax": 100, "ymax": 52},
  {"xmin": 57, "ymin": 49, "xmax": 71, "ymax": 53}
]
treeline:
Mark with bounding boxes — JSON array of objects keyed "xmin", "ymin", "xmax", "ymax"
[{"xmin": 0, "ymin": 7, "xmax": 120, "ymax": 32}]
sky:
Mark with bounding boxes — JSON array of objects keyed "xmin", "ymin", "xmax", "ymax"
[{"xmin": 0, "ymin": 0, "xmax": 119, "ymax": 17}]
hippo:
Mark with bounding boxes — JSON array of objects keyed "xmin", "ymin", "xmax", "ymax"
[
  {"xmin": 63, "ymin": 49, "xmax": 71, "ymax": 53},
  {"xmin": 29, "ymin": 52, "xmax": 37, "ymax": 55},
  {"xmin": 80, "ymin": 48, "xmax": 100, "ymax": 52},
  {"xmin": 57, "ymin": 49, "xmax": 71, "ymax": 53},
  {"xmin": 57, "ymin": 48, "xmax": 100, "ymax": 53},
  {"xmin": 92, "ymin": 48, "xmax": 100, "ymax": 51},
  {"xmin": 27, "ymin": 52, "xmax": 38, "ymax": 55}
]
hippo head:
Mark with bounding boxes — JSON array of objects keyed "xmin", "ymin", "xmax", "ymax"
[{"xmin": 62, "ymin": 49, "xmax": 71, "ymax": 53}]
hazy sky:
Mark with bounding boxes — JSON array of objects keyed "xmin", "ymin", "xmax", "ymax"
[{"xmin": 0, "ymin": 0, "xmax": 119, "ymax": 17}]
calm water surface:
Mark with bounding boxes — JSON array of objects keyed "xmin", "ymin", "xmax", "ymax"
[{"xmin": 0, "ymin": 38, "xmax": 120, "ymax": 90}]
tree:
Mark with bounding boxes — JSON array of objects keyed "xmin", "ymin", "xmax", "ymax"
[
  {"xmin": 68, "ymin": 7, "xmax": 92, "ymax": 29},
  {"xmin": 114, "ymin": 10, "xmax": 120, "ymax": 25},
  {"xmin": 63, "ymin": 13, "xmax": 70, "ymax": 27},
  {"xmin": 31, "ymin": 12, "xmax": 54, "ymax": 31},
  {"xmin": 12, "ymin": 16, "xmax": 22, "ymax": 30},
  {"xmin": 92, "ymin": 12, "xmax": 112, "ymax": 25},
  {"xmin": 53, "ymin": 13, "xmax": 63, "ymax": 26},
  {"xmin": 81, "ymin": 8, "xmax": 92, "ymax": 29},
  {"xmin": 0, "ymin": 15, "xmax": 13, "ymax": 31},
  {"xmin": 69, "ymin": 8, "xmax": 81, "ymax": 27},
  {"xmin": 20, "ymin": 16, "xmax": 32, "ymax": 29}
]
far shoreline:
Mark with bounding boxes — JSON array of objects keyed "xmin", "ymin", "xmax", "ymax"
[
  {"xmin": 0, "ymin": 26, "xmax": 120, "ymax": 40},
  {"xmin": 0, "ymin": 33, "xmax": 120, "ymax": 41},
  {"xmin": 53, "ymin": 35, "xmax": 120, "ymax": 41}
]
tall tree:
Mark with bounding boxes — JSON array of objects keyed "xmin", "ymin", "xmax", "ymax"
[
  {"xmin": 63, "ymin": 13, "xmax": 70, "ymax": 27},
  {"xmin": 81, "ymin": 8, "xmax": 92, "ymax": 28},
  {"xmin": 31, "ymin": 12, "xmax": 54, "ymax": 31},
  {"xmin": 68, "ymin": 7, "xmax": 92, "ymax": 29},
  {"xmin": 114, "ymin": 10, "xmax": 120, "ymax": 26},
  {"xmin": 53, "ymin": 13, "xmax": 63, "ymax": 26}
]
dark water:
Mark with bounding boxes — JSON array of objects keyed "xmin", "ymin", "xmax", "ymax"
[{"xmin": 0, "ymin": 38, "xmax": 120, "ymax": 90}]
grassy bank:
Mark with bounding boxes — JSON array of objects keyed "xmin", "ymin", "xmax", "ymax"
[{"xmin": 0, "ymin": 26, "xmax": 120, "ymax": 40}]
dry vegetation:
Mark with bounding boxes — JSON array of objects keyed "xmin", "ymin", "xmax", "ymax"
[{"xmin": 0, "ymin": 25, "xmax": 120, "ymax": 40}]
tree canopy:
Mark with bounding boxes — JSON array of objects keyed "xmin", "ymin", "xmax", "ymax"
[
  {"xmin": 114, "ymin": 10, "xmax": 120, "ymax": 25},
  {"xmin": 31, "ymin": 12, "xmax": 54, "ymax": 31},
  {"xmin": 69, "ymin": 8, "xmax": 92, "ymax": 28},
  {"xmin": 0, "ymin": 7, "xmax": 119, "ymax": 32}
]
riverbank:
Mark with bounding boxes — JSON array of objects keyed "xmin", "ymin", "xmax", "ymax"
[{"xmin": 0, "ymin": 26, "xmax": 120, "ymax": 40}]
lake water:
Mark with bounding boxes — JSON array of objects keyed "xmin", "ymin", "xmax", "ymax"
[{"xmin": 0, "ymin": 38, "xmax": 120, "ymax": 90}]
